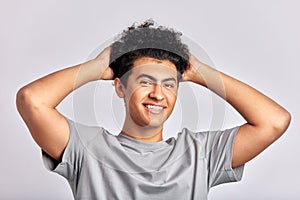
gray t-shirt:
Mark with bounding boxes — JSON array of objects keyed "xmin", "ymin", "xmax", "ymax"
[{"xmin": 42, "ymin": 119, "xmax": 244, "ymax": 200}]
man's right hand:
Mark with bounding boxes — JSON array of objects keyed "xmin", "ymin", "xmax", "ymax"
[{"xmin": 95, "ymin": 47, "xmax": 114, "ymax": 80}]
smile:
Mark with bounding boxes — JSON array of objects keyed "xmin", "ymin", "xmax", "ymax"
[{"xmin": 143, "ymin": 104, "xmax": 165, "ymax": 114}]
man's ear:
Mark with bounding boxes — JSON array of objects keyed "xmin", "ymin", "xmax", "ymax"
[{"xmin": 114, "ymin": 78, "xmax": 126, "ymax": 98}]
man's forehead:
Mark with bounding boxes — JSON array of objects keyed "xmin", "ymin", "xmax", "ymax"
[
  {"xmin": 134, "ymin": 57, "xmax": 176, "ymax": 68},
  {"xmin": 131, "ymin": 57, "xmax": 178, "ymax": 78},
  {"xmin": 130, "ymin": 64, "xmax": 178, "ymax": 81}
]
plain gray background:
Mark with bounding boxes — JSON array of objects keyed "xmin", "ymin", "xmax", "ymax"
[{"xmin": 1, "ymin": 0, "xmax": 299, "ymax": 199}]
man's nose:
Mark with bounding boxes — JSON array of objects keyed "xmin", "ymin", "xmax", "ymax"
[{"xmin": 149, "ymin": 84, "xmax": 164, "ymax": 101}]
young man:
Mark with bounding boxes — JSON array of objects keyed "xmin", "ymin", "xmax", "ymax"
[{"xmin": 17, "ymin": 20, "xmax": 291, "ymax": 199}]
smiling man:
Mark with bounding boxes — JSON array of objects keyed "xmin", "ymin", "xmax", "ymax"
[
  {"xmin": 116, "ymin": 59, "xmax": 179, "ymax": 141},
  {"xmin": 16, "ymin": 20, "xmax": 291, "ymax": 199}
]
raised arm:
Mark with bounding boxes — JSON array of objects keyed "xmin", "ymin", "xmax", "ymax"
[
  {"xmin": 182, "ymin": 54, "xmax": 291, "ymax": 168},
  {"xmin": 16, "ymin": 47, "xmax": 113, "ymax": 161}
]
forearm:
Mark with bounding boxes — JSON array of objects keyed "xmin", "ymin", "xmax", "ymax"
[
  {"xmin": 187, "ymin": 56, "xmax": 291, "ymax": 134},
  {"xmin": 16, "ymin": 54, "xmax": 110, "ymax": 161},
  {"xmin": 17, "ymin": 58, "xmax": 105, "ymax": 109},
  {"xmin": 186, "ymin": 56, "xmax": 291, "ymax": 167}
]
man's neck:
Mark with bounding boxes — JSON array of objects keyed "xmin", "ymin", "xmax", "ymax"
[{"xmin": 121, "ymin": 120, "xmax": 163, "ymax": 142}]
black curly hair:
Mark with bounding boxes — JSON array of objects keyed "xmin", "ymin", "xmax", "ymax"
[{"xmin": 110, "ymin": 19, "xmax": 189, "ymax": 87}]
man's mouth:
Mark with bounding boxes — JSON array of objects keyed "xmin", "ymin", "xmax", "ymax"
[{"xmin": 143, "ymin": 104, "xmax": 165, "ymax": 114}]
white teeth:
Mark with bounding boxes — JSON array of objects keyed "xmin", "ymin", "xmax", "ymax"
[{"xmin": 146, "ymin": 105, "xmax": 163, "ymax": 110}]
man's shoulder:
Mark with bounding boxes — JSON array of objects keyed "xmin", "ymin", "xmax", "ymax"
[
  {"xmin": 67, "ymin": 119, "xmax": 117, "ymax": 145},
  {"xmin": 176, "ymin": 128, "xmax": 209, "ymax": 141},
  {"xmin": 175, "ymin": 126, "xmax": 240, "ymax": 145}
]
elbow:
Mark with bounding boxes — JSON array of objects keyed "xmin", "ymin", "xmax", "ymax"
[
  {"xmin": 16, "ymin": 86, "xmax": 36, "ymax": 115},
  {"xmin": 272, "ymin": 109, "xmax": 291, "ymax": 137},
  {"xmin": 256, "ymin": 109, "xmax": 291, "ymax": 147},
  {"xmin": 16, "ymin": 87, "xmax": 28, "ymax": 115}
]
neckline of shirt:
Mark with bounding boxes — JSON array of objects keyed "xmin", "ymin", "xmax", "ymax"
[{"xmin": 117, "ymin": 133, "xmax": 175, "ymax": 151}]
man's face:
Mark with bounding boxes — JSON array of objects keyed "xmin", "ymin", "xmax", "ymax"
[{"xmin": 121, "ymin": 57, "xmax": 178, "ymax": 128}]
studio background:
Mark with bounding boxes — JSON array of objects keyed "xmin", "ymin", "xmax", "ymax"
[{"xmin": 1, "ymin": 0, "xmax": 299, "ymax": 199}]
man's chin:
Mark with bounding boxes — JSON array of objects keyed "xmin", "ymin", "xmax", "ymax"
[
  {"xmin": 133, "ymin": 118, "xmax": 165, "ymax": 129},
  {"xmin": 130, "ymin": 113, "xmax": 168, "ymax": 128},
  {"xmin": 143, "ymin": 118, "xmax": 166, "ymax": 129}
]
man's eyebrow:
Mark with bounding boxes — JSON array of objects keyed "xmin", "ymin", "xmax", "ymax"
[
  {"xmin": 136, "ymin": 74, "xmax": 157, "ymax": 81},
  {"xmin": 136, "ymin": 74, "xmax": 177, "ymax": 83}
]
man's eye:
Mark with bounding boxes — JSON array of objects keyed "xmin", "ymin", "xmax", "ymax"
[
  {"xmin": 163, "ymin": 83, "xmax": 175, "ymax": 88},
  {"xmin": 140, "ymin": 80, "xmax": 153, "ymax": 86}
]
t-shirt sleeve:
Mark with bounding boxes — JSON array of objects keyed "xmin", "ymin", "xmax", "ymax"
[
  {"xmin": 196, "ymin": 126, "xmax": 245, "ymax": 188},
  {"xmin": 41, "ymin": 118, "xmax": 85, "ymax": 182}
]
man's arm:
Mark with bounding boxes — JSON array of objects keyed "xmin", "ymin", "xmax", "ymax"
[
  {"xmin": 183, "ymin": 54, "xmax": 291, "ymax": 168},
  {"xmin": 16, "ymin": 47, "xmax": 113, "ymax": 161}
]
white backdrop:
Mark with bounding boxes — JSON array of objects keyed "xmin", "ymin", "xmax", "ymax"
[{"xmin": 1, "ymin": 0, "xmax": 299, "ymax": 199}]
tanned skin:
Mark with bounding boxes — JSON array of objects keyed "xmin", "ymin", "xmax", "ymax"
[{"xmin": 16, "ymin": 47, "xmax": 291, "ymax": 169}]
